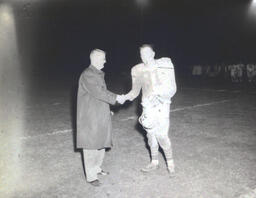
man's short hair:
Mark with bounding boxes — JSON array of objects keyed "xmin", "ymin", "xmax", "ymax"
[
  {"xmin": 90, "ymin": 49, "xmax": 105, "ymax": 60},
  {"xmin": 140, "ymin": 44, "xmax": 154, "ymax": 51}
]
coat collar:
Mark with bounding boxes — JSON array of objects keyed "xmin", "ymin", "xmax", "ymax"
[{"xmin": 89, "ymin": 65, "xmax": 105, "ymax": 75}]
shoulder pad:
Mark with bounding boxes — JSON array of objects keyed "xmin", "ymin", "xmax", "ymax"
[
  {"xmin": 131, "ymin": 63, "xmax": 144, "ymax": 73},
  {"xmin": 156, "ymin": 57, "xmax": 173, "ymax": 69}
]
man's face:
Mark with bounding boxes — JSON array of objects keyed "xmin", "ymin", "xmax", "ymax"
[
  {"xmin": 140, "ymin": 47, "xmax": 155, "ymax": 65},
  {"xmin": 92, "ymin": 52, "xmax": 106, "ymax": 70}
]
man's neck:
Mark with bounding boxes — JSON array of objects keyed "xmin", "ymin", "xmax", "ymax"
[
  {"xmin": 90, "ymin": 65, "xmax": 103, "ymax": 73},
  {"xmin": 144, "ymin": 59, "xmax": 156, "ymax": 67},
  {"xmin": 91, "ymin": 64, "xmax": 101, "ymax": 70}
]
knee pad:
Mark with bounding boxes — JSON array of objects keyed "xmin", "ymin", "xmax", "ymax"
[{"xmin": 139, "ymin": 113, "xmax": 156, "ymax": 129}]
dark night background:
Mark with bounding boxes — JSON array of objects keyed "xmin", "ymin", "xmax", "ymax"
[{"xmin": 12, "ymin": 0, "xmax": 256, "ymax": 79}]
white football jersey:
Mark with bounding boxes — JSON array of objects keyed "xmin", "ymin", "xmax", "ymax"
[{"xmin": 127, "ymin": 57, "xmax": 177, "ymax": 103}]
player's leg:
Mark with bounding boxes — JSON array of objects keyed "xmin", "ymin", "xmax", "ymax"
[
  {"xmin": 141, "ymin": 130, "xmax": 160, "ymax": 172},
  {"xmin": 156, "ymin": 116, "xmax": 175, "ymax": 175}
]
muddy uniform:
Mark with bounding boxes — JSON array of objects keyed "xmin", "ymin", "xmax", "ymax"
[{"xmin": 126, "ymin": 58, "xmax": 177, "ymax": 165}]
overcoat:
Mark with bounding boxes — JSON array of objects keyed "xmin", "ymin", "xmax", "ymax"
[{"xmin": 76, "ymin": 65, "xmax": 116, "ymax": 149}]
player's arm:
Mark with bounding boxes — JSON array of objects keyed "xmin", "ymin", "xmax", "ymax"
[
  {"xmin": 167, "ymin": 67, "xmax": 177, "ymax": 97},
  {"xmin": 125, "ymin": 67, "xmax": 142, "ymax": 101},
  {"xmin": 158, "ymin": 68, "xmax": 176, "ymax": 101},
  {"xmin": 155, "ymin": 58, "xmax": 177, "ymax": 102}
]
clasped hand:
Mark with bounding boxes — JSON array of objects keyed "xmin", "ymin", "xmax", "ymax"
[{"xmin": 116, "ymin": 94, "xmax": 130, "ymax": 104}]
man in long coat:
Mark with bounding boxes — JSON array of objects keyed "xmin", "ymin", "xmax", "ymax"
[{"xmin": 77, "ymin": 49, "xmax": 123, "ymax": 186}]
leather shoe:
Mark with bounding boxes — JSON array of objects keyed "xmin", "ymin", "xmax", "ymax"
[
  {"xmin": 89, "ymin": 179, "xmax": 102, "ymax": 187},
  {"xmin": 98, "ymin": 170, "xmax": 109, "ymax": 176}
]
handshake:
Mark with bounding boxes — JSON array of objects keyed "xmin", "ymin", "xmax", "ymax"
[{"xmin": 116, "ymin": 94, "xmax": 131, "ymax": 105}]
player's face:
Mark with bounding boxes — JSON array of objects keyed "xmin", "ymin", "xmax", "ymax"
[{"xmin": 140, "ymin": 47, "xmax": 154, "ymax": 65}]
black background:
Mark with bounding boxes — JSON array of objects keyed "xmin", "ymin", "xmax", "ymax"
[{"xmin": 12, "ymin": 0, "xmax": 256, "ymax": 77}]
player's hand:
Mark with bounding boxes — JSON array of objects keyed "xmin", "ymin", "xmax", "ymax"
[
  {"xmin": 116, "ymin": 94, "xmax": 126, "ymax": 104},
  {"xmin": 124, "ymin": 94, "xmax": 133, "ymax": 101}
]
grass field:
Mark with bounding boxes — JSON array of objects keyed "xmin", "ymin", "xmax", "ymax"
[{"xmin": 1, "ymin": 76, "xmax": 256, "ymax": 198}]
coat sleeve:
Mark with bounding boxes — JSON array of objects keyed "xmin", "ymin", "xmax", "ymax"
[
  {"xmin": 80, "ymin": 72, "xmax": 117, "ymax": 105},
  {"xmin": 125, "ymin": 66, "xmax": 142, "ymax": 101}
]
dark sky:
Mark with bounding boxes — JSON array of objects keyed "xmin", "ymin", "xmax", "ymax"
[{"xmin": 12, "ymin": 0, "xmax": 256, "ymax": 75}]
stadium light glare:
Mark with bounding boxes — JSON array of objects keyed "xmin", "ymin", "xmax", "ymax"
[
  {"xmin": 248, "ymin": 0, "xmax": 256, "ymax": 18},
  {"xmin": 250, "ymin": 0, "xmax": 256, "ymax": 8},
  {"xmin": 0, "ymin": 3, "xmax": 24, "ymax": 193},
  {"xmin": 135, "ymin": 0, "xmax": 150, "ymax": 7},
  {"xmin": 0, "ymin": 3, "xmax": 14, "ymax": 25}
]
